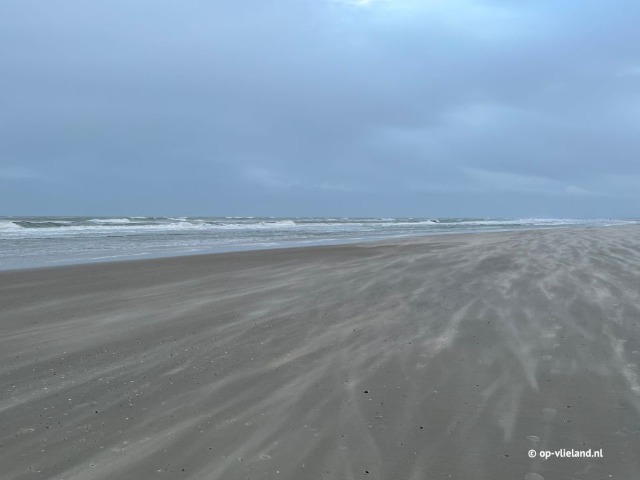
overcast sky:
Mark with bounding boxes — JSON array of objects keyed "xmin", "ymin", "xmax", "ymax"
[{"xmin": 1, "ymin": 0, "xmax": 639, "ymax": 217}]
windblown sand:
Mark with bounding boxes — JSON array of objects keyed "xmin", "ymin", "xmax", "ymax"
[{"xmin": 2, "ymin": 227, "xmax": 640, "ymax": 479}]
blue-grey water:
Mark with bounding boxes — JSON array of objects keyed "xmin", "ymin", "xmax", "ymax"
[{"xmin": 1, "ymin": 216, "xmax": 636, "ymax": 270}]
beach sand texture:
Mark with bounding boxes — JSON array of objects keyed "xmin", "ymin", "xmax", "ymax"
[{"xmin": 2, "ymin": 226, "xmax": 640, "ymax": 479}]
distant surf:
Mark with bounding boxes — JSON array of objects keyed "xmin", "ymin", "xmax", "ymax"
[{"xmin": 0, "ymin": 216, "xmax": 636, "ymax": 270}]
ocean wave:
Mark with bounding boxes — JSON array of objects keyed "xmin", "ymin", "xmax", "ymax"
[
  {"xmin": 213, "ymin": 220, "xmax": 298, "ymax": 229},
  {"xmin": 13, "ymin": 220, "xmax": 75, "ymax": 229},
  {"xmin": 0, "ymin": 217, "xmax": 304, "ymax": 237},
  {"xmin": 1, "ymin": 217, "xmax": 636, "ymax": 242},
  {"xmin": 263, "ymin": 220, "xmax": 296, "ymax": 227},
  {"xmin": 89, "ymin": 218, "xmax": 133, "ymax": 224},
  {"xmin": 0, "ymin": 220, "xmax": 19, "ymax": 230}
]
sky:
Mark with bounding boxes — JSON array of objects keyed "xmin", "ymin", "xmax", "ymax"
[{"xmin": 1, "ymin": 0, "xmax": 639, "ymax": 218}]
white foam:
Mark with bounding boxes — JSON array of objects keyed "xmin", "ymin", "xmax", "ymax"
[
  {"xmin": 89, "ymin": 218, "xmax": 133, "ymax": 224},
  {"xmin": 379, "ymin": 220, "xmax": 437, "ymax": 227},
  {"xmin": 216, "ymin": 220, "xmax": 298, "ymax": 229},
  {"xmin": 0, "ymin": 220, "xmax": 19, "ymax": 230},
  {"xmin": 264, "ymin": 220, "xmax": 297, "ymax": 227}
]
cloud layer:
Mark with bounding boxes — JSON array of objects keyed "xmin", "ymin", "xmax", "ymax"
[{"xmin": 1, "ymin": 0, "xmax": 639, "ymax": 216}]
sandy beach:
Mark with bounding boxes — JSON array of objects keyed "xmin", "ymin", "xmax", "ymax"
[{"xmin": 2, "ymin": 226, "xmax": 640, "ymax": 480}]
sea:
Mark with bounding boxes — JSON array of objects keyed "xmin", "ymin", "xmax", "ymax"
[{"xmin": 1, "ymin": 216, "xmax": 636, "ymax": 270}]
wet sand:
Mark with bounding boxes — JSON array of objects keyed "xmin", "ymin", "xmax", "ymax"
[{"xmin": 2, "ymin": 226, "xmax": 640, "ymax": 479}]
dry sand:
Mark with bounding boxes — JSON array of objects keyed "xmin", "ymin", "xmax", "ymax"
[{"xmin": 2, "ymin": 226, "xmax": 640, "ymax": 480}]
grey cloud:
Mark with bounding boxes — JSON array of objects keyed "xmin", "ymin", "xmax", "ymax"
[{"xmin": 1, "ymin": 0, "xmax": 639, "ymax": 216}]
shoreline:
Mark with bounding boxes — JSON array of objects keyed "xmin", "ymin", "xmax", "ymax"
[
  {"xmin": 1, "ymin": 223, "xmax": 628, "ymax": 273},
  {"xmin": 2, "ymin": 225, "xmax": 640, "ymax": 479}
]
